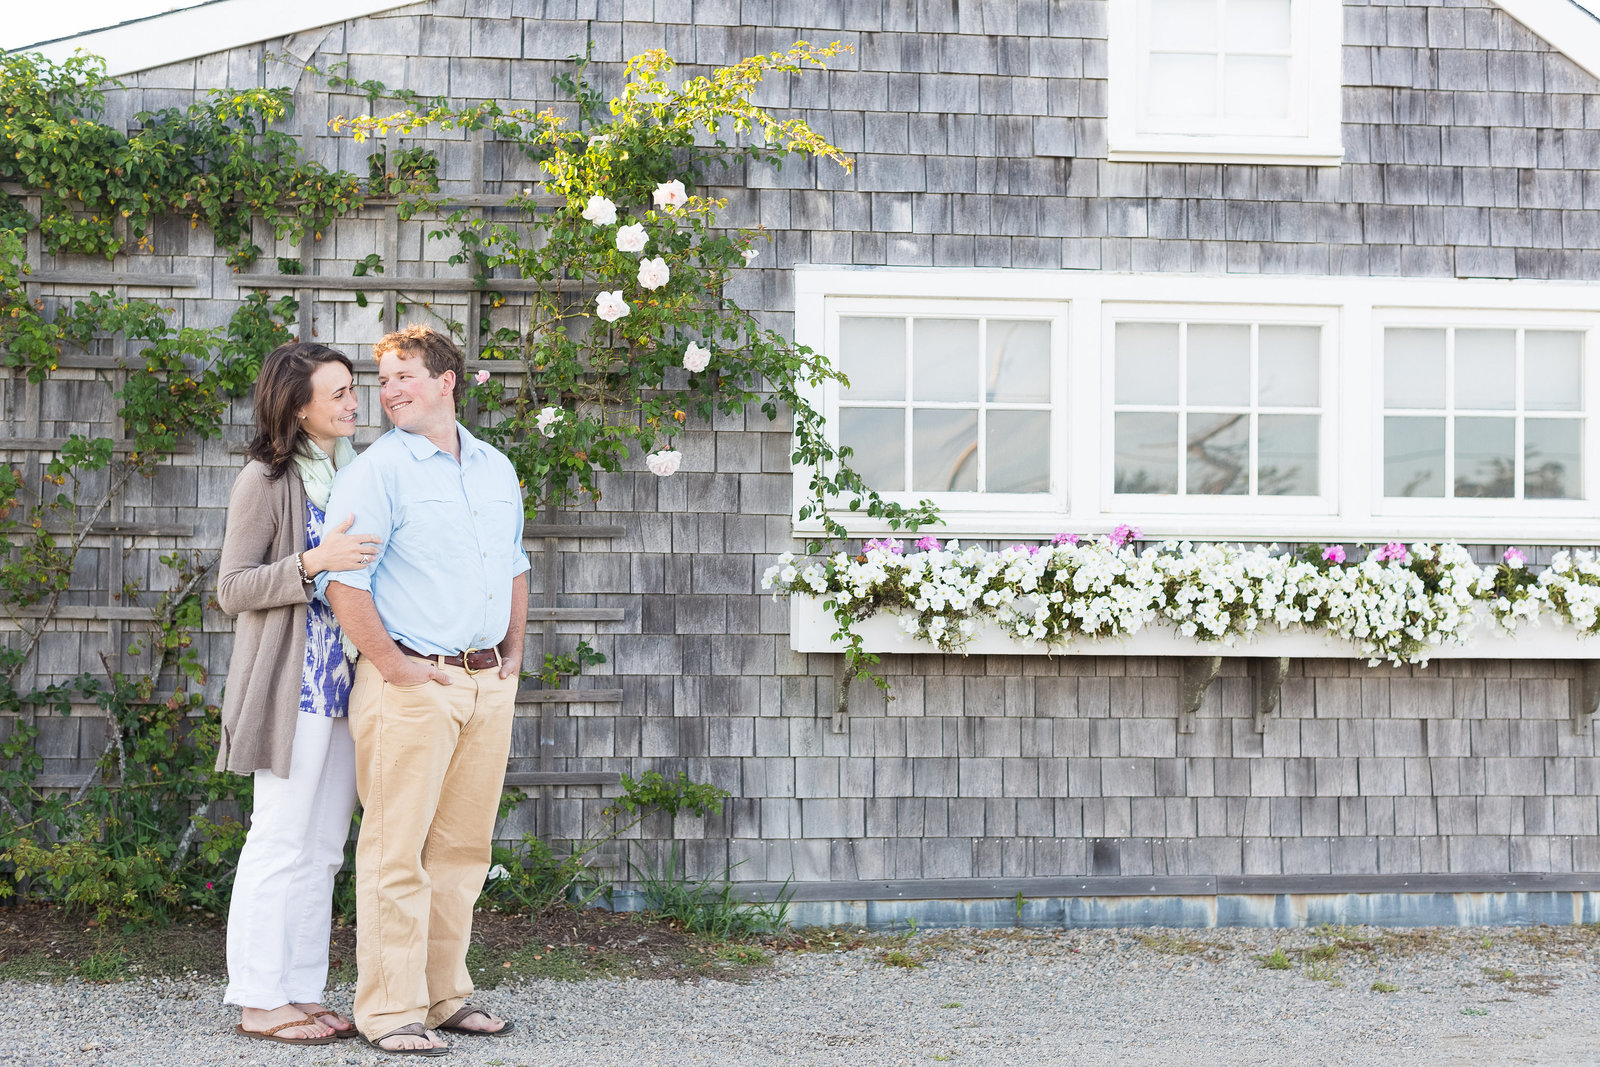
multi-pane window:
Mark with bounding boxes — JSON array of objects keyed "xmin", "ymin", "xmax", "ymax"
[
  {"xmin": 1145, "ymin": 0, "xmax": 1295, "ymax": 134},
  {"xmin": 835, "ymin": 315, "xmax": 1053, "ymax": 496},
  {"xmin": 1112, "ymin": 320, "xmax": 1321, "ymax": 497},
  {"xmin": 1383, "ymin": 327, "xmax": 1585, "ymax": 500}
]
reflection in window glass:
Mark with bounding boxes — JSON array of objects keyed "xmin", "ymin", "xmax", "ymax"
[
  {"xmin": 1186, "ymin": 324, "xmax": 1250, "ymax": 406},
  {"xmin": 1526, "ymin": 419, "xmax": 1581, "ymax": 499},
  {"xmin": 986, "ymin": 320, "xmax": 1051, "ymax": 402},
  {"xmin": 1384, "ymin": 416, "xmax": 1445, "ymax": 497},
  {"xmin": 987, "ymin": 410, "xmax": 1051, "ymax": 492},
  {"xmin": 839, "ymin": 317, "xmax": 906, "ymax": 401},
  {"xmin": 1258, "ymin": 325, "xmax": 1319, "ymax": 406},
  {"xmin": 1258, "ymin": 414, "xmax": 1319, "ymax": 495},
  {"xmin": 839, "ymin": 408, "xmax": 905, "ymax": 492},
  {"xmin": 1115, "ymin": 323, "xmax": 1179, "ymax": 404},
  {"xmin": 1453, "ymin": 416, "xmax": 1515, "ymax": 498},
  {"xmin": 1186, "ymin": 412, "xmax": 1249, "ymax": 494},
  {"xmin": 912, "ymin": 409, "xmax": 978, "ymax": 492},
  {"xmin": 1115, "ymin": 412, "xmax": 1179, "ymax": 494}
]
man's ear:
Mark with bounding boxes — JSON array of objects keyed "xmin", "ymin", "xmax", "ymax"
[{"xmin": 438, "ymin": 369, "xmax": 456, "ymax": 397}]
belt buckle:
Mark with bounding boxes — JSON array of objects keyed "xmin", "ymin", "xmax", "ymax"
[{"xmin": 461, "ymin": 647, "xmax": 491, "ymax": 675}]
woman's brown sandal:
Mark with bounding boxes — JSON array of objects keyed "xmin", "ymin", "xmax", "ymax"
[
  {"xmin": 305, "ymin": 1009, "xmax": 359, "ymax": 1039},
  {"xmin": 234, "ymin": 1016, "xmax": 340, "ymax": 1045}
]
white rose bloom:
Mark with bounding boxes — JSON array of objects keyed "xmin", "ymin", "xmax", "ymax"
[
  {"xmin": 682, "ymin": 342, "xmax": 711, "ymax": 372},
  {"xmin": 486, "ymin": 864, "xmax": 509, "ymax": 881},
  {"xmin": 637, "ymin": 256, "xmax": 670, "ymax": 290},
  {"xmin": 615, "ymin": 223, "xmax": 648, "ymax": 253},
  {"xmin": 594, "ymin": 290, "xmax": 630, "ymax": 322},
  {"xmin": 653, "ymin": 179, "xmax": 688, "ymax": 208},
  {"xmin": 535, "ymin": 406, "xmax": 563, "ymax": 438},
  {"xmin": 581, "ymin": 194, "xmax": 617, "ymax": 225},
  {"xmin": 645, "ymin": 449, "xmax": 682, "ymax": 477}
]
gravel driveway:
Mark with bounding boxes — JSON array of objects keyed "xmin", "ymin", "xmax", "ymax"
[{"xmin": 5, "ymin": 925, "xmax": 1597, "ymax": 1067}]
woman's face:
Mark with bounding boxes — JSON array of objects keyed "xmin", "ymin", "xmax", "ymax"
[{"xmin": 296, "ymin": 361, "xmax": 358, "ymax": 452}]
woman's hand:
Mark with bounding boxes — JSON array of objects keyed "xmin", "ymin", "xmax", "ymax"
[{"xmin": 302, "ymin": 514, "xmax": 383, "ymax": 576}]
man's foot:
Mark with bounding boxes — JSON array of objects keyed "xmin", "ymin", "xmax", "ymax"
[
  {"xmin": 238, "ymin": 1004, "xmax": 334, "ymax": 1043},
  {"xmin": 436, "ymin": 1005, "xmax": 515, "ymax": 1036},
  {"xmin": 291, "ymin": 1002, "xmax": 356, "ymax": 1037},
  {"xmin": 364, "ymin": 1022, "xmax": 448, "ymax": 1055}
]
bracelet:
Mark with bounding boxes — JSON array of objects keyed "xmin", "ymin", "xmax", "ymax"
[{"xmin": 295, "ymin": 551, "xmax": 313, "ymax": 585}]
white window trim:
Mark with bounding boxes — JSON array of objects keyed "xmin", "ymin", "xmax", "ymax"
[
  {"xmin": 793, "ymin": 267, "xmax": 1600, "ymax": 546},
  {"xmin": 1105, "ymin": 0, "xmax": 1344, "ymax": 166}
]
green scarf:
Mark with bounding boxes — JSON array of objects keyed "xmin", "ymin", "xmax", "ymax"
[{"xmin": 293, "ymin": 436, "xmax": 357, "ymax": 509}]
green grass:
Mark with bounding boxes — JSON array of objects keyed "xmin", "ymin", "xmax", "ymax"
[
  {"xmin": 881, "ymin": 949, "xmax": 924, "ymax": 969},
  {"xmin": 1370, "ymin": 981, "xmax": 1399, "ymax": 993},
  {"xmin": 1257, "ymin": 947, "xmax": 1293, "ymax": 971},
  {"xmin": 1137, "ymin": 933, "xmax": 1207, "ymax": 955}
]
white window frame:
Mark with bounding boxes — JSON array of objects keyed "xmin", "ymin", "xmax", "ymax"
[
  {"xmin": 1106, "ymin": 0, "xmax": 1344, "ymax": 166},
  {"xmin": 794, "ymin": 269, "xmax": 1600, "ymax": 546},
  {"xmin": 825, "ymin": 298, "xmax": 1069, "ymax": 517},
  {"xmin": 1371, "ymin": 308, "xmax": 1598, "ymax": 520},
  {"xmin": 1102, "ymin": 301, "xmax": 1340, "ymax": 519}
]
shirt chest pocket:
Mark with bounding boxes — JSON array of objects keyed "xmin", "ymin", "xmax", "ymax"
[{"xmin": 400, "ymin": 492, "xmax": 520, "ymax": 548}]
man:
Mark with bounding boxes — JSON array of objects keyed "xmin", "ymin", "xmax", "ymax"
[{"xmin": 321, "ymin": 324, "xmax": 528, "ymax": 1054}]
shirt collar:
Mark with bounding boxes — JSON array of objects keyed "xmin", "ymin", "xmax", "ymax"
[{"xmin": 393, "ymin": 422, "xmax": 484, "ymax": 463}]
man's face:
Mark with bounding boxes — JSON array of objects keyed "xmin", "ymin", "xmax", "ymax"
[{"xmin": 377, "ymin": 349, "xmax": 454, "ymax": 433}]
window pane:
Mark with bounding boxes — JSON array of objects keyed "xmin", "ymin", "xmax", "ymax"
[
  {"xmin": 1384, "ymin": 416, "xmax": 1445, "ymax": 497},
  {"xmin": 986, "ymin": 410, "xmax": 1051, "ymax": 493},
  {"xmin": 1226, "ymin": 0, "xmax": 1292, "ymax": 51},
  {"xmin": 1151, "ymin": 0, "xmax": 1219, "ymax": 50},
  {"xmin": 912, "ymin": 319, "xmax": 979, "ymax": 402},
  {"xmin": 986, "ymin": 319, "xmax": 1051, "ymax": 403},
  {"xmin": 1115, "ymin": 412, "xmax": 1179, "ymax": 494},
  {"xmin": 1186, "ymin": 324, "xmax": 1251, "ymax": 406},
  {"xmin": 1115, "ymin": 322, "xmax": 1179, "ymax": 404},
  {"xmin": 1187, "ymin": 411, "xmax": 1249, "ymax": 495},
  {"xmin": 839, "ymin": 317, "xmax": 905, "ymax": 401},
  {"xmin": 1526, "ymin": 419, "xmax": 1582, "ymax": 499},
  {"xmin": 1148, "ymin": 55, "xmax": 1217, "ymax": 118},
  {"xmin": 1453, "ymin": 416, "xmax": 1514, "ymax": 498},
  {"xmin": 1257, "ymin": 414, "xmax": 1319, "ymax": 496},
  {"xmin": 912, "ymin": 409, "xmax": 978, "ymax": 491},
  {"xmin": 1223, "ymin": 57, "xmax": 1291, "ymax": 119},
  {"xmin": 839, "ymin": 408, "xmax": 905, "ymax": 491},
  {"xmin": 1258, "ymin": 325, "xmax": 1319, "ymax": 406},
  {"xmin": 1454, "ymin": 329, "xmax": 1515, "ymax": 411},
  {"xmin": 1525, "ymin": 331, "xmax": 1583, "ymax": 412},
  {"xmin": 1384, "ymin": 328, "xmax": 1446, "ymax": 409}
]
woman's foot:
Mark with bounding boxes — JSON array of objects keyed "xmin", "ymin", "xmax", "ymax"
[
  {"xmin": 239, "ymin": 1004, "xmax": 334, "ymax": 1041},
  {"xmin": 291, "ymin": 1002, "xmax": 355, "ymax": 1036}
]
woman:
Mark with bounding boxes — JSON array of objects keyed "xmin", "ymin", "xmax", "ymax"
[{"xmin": 216, "ymin": 341, "xmax": 382, "ymax": 1045}]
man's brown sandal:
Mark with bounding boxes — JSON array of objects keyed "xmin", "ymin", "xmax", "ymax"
[
  {"xmin": 436, "ymin": 1005, "xmax": 516, "ymax": 1037},
  {"xmin": 305, "ymin": 1009, "xmax": 359, "ymax": 1038},
  {"xmin": 234, "ymin": 1015, "xmax": 340, "ymax": 1045},
  {"xmin": 360, "ymin": 1022, "xmax": 449, "ymax": 1057}
]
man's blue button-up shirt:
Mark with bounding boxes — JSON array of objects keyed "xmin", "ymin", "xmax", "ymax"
[{"xmin": 319, "ymin": 423, "xmax": 530, "ymax": 657}]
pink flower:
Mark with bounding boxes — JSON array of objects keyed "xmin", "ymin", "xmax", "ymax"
[
  {"xmin": 1109, "ymin": 524, "xmax": 1142, "ymax": 548},
  {"xmin": 615, "ymin": 223, "xmax": 648, "ymax": 253},
  {"xmin": 1373, "ymin": 541, "xmax": 1409, "ymax": 563},
  {"xmin": 1503, "ymin": 547, "xmax": 1527, "ymax": 569},
  {"xmin": 863, "ymin": 537, "xmax": 903, "ymax": 555},
  {"xmin": 682, "ymin": 342, "xmax": 710, "ymax": 373},
  {"xmin": 205, "ymin": 882, "xmax": 214, "ymax": 890},
  {"xmin": 1050, "ymin": 532, "xmax": 1079, "ymax": 546},
  {"xmin": 594, "ymin": 290, "xmax": 630, "ymax": 322},
  {"xmin": 644, "ymin": 449, "xmax": 681, "ymax": 477},
  {"xmin": 741, "ymin": 247, "xmax": 759, "ymax": 263},
  {"xmin": 636, "ymin": 256, "xmax": 670, "ymax": 290},
  {"xmin": 652, "ymin": 179, "xmax": 688, "ymax": 209},
  {"xmin": 915, "ymin": 535, "xmax": 942, "ymax": 551},
  {"xmin": 474, "ymin": 369, "xmax": 491, "ymax": 386},
  {"xmin": 580, "ymin": 194, "xmax": 617, "ymax": 226},
  {"xmin": 535, "ymin": 406, "xmax": 562, "ymax": 438},
  {"xmin": 1322, "ymin": 545, "xmax": 1346, "ymax": 564}
]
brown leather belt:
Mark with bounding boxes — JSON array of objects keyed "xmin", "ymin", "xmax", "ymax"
[{"xmin": 396, "ymin": 643, "xmax": 501, "ymax": 674}]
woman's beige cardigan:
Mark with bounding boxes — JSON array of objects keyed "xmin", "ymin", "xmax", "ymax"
[{"xmin": 215, "ymin": 460, "xmax": 314, "ymax": 777}]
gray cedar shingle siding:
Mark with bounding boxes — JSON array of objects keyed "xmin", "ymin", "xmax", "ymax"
[{"xmin": 6, "ymin": 0, "xmax": 1600, "ymax": 892}]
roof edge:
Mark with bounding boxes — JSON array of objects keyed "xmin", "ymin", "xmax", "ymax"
[
  {"xmin": 1493, "ymin": 0, "xmax": 1600, "ymax": 84},
  {"xmin": 9, "ymin": 0, "xmax": 419, "ymax": 78}
]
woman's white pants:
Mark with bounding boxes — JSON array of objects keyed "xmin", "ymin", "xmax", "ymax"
[{"xmin": 222, "ymin": 713, "xmax": 358, "ymax": 1008}]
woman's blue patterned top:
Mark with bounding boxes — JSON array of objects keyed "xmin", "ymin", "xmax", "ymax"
[{"xmin": 300, "ymin": 500, "xmax": 352, "ymax": 717}]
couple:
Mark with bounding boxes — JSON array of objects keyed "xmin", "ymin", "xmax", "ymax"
[{"xmin": 215, "ymin": 325, "xmax": 529, "ymax": 1055}]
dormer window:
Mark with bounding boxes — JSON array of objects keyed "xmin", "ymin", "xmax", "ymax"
[{"xmin": 1107, "ymin": 0, "xmax": 1343, "ymax": 165}]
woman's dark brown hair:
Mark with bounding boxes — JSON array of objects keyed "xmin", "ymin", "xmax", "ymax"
[{"xmin": 246, "ymin": 341, "xmax": 355, "ymax": 479}]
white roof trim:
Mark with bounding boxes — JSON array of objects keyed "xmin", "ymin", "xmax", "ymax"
[
  {"xmin": 12, "ymin": 0, "xmax": 418, "ymax": 77},
  {"xmin": 1494, "ymin": 0, "xmax": 1600, "ymax": 84}
]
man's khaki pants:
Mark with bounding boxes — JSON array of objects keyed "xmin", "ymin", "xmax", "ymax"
[{"xmin": 348, "ymin": 657, "xmax": 516, "ymax": 1039}]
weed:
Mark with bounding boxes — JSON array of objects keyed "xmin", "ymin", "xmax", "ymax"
[
  {"xmin": 1258, "ymin": 947, "xmax": 1292, "ymax": 971},
  {"xmin": 1304, "ymin": 960, "xmax": 1344, "ymax": 986},
  {"xmin": 941, "ymin": 1002, "xmax": 962, "ymax": 1009},
  {"xmin": 1461, "ymin": 1007, "xmax": 1490, "ymax": 1017},
  {"xmin": 76, "ymin": 949, "xmax": 129, "ymax": 983},
  {"xmin": 1303, "ymin": 943, "xmax": 1339, "ymax": 962},
  {"xmin": 881, "ymin": 949, "xmax": 924, "ymax": 969},
  {"xmin": 1137, "ymin": 933, "xmax": 1206, "ymax": 956},
  {"xmin": 1480, "ymin": 935, "xmax": 1493, "ymax": 950},
  {"xmin": 631, "ymin": 844, "xmax": 791, "ymax": 939},
  {"xmin": 1370, "ymin": 981, "xmax": 1399, "ymax": 993},
  {"xmin": 715, "ymin": 944, "xmax": 770, "ymax": 966}
]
